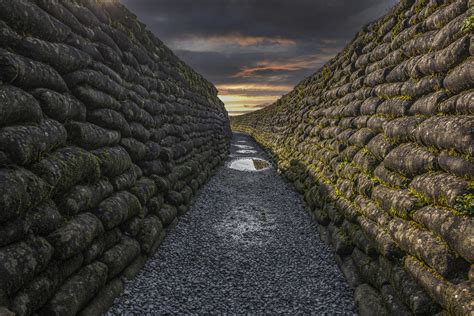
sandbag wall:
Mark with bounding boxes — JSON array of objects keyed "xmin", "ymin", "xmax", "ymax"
[
  {"xmin": 232, "ymin": 0, "xmax": 473, "ymax": 314},
  {"xmin": 0, "ymin": 0, "xmax": 230, "ymax": 315}
]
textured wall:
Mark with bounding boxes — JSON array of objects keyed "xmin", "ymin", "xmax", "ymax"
[
  {"xmin": 0, "ymin": 0, "xmax": 230, "ymax": 315},
  {"xmin": 232, "ymin": 0, "xmax": 473, "ymax": 314}
]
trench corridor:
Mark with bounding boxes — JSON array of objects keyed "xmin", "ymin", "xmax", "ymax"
[{"xmin": 107, "ymin": 133, "xmax": 356, "ymax": 314}]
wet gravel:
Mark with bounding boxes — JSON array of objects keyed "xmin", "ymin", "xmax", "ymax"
[{"xmin": 107, "ymin": 132, "xmax": 356, "ymax": 314}]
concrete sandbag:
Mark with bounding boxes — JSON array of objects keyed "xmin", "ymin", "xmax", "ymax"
[
  {"xmin": 47, "ymin": 212, "xmax": 104, "ymax": 260},
  {"xmin": 66, "ymin": 121, "xmax": 121, "ymax": 149},
  {"xmin": 0, "ymin": 119, "xmax": 67, "ymax": 166},
  {"xmin": 354, "ymin": 284, "xmax": 388, "ymax": 316},
  {"xmin": 379, "ymin": 256, "xmax": 440, "ymax": 314},
  {"xmin": 111, "ymin": 165, "xmax": 140, "ymax": 191},
  {"xmin": 88, "ymin": 108, "xmax": 131, "ymax": 137},
  {"xmin": 413, "ymin": 115, "xmax": 474, "ymax": 155},
  {"xmin": 136, "ymin": 215, "xmax": 163, "ymax": 255},
  {"xmin": 15, "ymin": 36, "xmax": 91, "ymax": 74},
  {"xmin": 443, "ymin": 59, "xmax": 474, "ymax": 94},
  {"xmin": 413, "ymin": 206, "xmax": 474, "ymax": 263},
  {"xmin": 120, "ymin": 138, "xmax": 147, "ymax": 162},
  {"xmin": 388, "ymin": 217, "xmax": 457, "ymax": 277},
  {"xmin": 77, "ymin": 278, "xmax": 123, "ymax": 316},
  {"xmin": 379, "ymin": 284, "xmax": 412, "ymax": 316},
  {"xmin": 0, "ymin": 20, "xmax": 21, "ymax": 48},
  {"xmin": 367, "ymin": 134, "xmax": 396, "ymax": 161},
  {"xmin": 383, "ymin": 143, "xmax": 437, "ymax": 177},
  {"xmin": 0, "ymin": 168, "xmax": 50, "ymax": 223},
  {"xmin": 351, "ymin": 249, "xmax": 387, "ymax": 289},
  {"xmin": 0, "ymin": 237, "xmax": 53, "ymax": 297},
  {"xmin": 99, "ymin": 237, "xmax": 140, "ymax": 280},
  {"xmin": 32, "ymin": 147, "xmax": 101, "ymax": 195},
  {"xmin": 411, "ymin": 35, "xmax": 470, "ymax": 77},
  {"xmin": 72, "ymin": 85, "xmax": 121, "ymax": 111},
  {"xmin": 128, "ymin": 177, "xmax": 157, "ymax": 205},
  {"xmin": 0, "ymin": 0, "xmax": 71, "ymax": 42},
  {"xmin": 9, "ymin": 254, "xmax": 84, "ymax": 316},
  {"xmin": 409, "ymin": 172, "xmax": 471, "ymax": 209},
  {"xmin": 92, "ymin": 146, "xmax": 132, "ymax": 178},
  {"xmin": 0, "ymin": 49, "xmax": 67, "ymax": 92},
  {"xmin": 438, "ymin": 90, "xmax": 474, "ymax": 115},
  {"xmin": 59, "ymin": 179, "xmax": 114, "ymax": 216},
  {"xmin": 358, "ymin": 216, "xmax": 402, "ymax": 259},
  {"xmin": 25, "ymin": 200, "xmax": 62, "ymax": 237},
  {"xmin": 372, "ymin": 185, "xmax": 419, "ymax": 219},
  {"xmin": 405, "ymin": 256, "xmax": 473, "ymax": 315},
  {"xmin": 32, "ymin": 89, "xmax": 86, "ymax": 123},
  {"xmin": 0, "ymin": 217, "xmax": 29, "ymax": 247},
  {"xmin": 64, "ymin": 69, "xmax": 125, "ymax": 100},
  {"xmin": 438, "ymin": 151, "xmax": 474, "ymax": 180},
  {"xmin": 41, "ymin": 261, "xmax": 108, "ymax": 316},
  {"xmin": 0, "ymin": 85, "xmax": 43, "ymax": 127},
  {"xmin": 93, "ymin": 191, "xmax": 143, "ymax": 230}
]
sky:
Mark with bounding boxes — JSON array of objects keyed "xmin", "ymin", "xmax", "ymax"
[{"xmin": 121, "ymin": 0, "xmax": 398, "ymax": 115}]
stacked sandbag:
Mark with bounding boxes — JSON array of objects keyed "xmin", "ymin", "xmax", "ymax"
[
  {"xmin": 232, "ymin": 0, "xmax": 473, "ymax": 314},
  {"xmin": 0, "ymin": 0, "xmax": 230, "ymax": 315}
]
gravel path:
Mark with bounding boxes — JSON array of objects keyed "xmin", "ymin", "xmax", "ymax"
[{"xmin": 108, "ymin": 132, "xmax": 356, "ymax": 314}]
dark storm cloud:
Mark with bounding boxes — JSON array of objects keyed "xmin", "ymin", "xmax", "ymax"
[
  {"xmin": 122, "ymin": 0, "xmax": 396, "ymax": 41},
  {"xmin": 121, "ymin": 0, "xmax": 397, "ymax": 113}
]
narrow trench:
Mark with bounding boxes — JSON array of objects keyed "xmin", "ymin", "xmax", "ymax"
[{"xmin": 108, "ymin": 132, "xmax": 356, "ymax": 314}]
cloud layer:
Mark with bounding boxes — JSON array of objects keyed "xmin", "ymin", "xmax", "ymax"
[{"xmin": 121, "ymin": 0, "xmax": 397, "ymax": 115}]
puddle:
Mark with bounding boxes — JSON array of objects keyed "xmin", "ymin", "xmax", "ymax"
[
  {"xmin": 233, "ymin": 144, "xmax": 254, "ymax": 149},
  {"xmin": 236, "ymin": 149, "xmax": 258, "ymax": 154},
  {"xmin": 228, "ymin": 158, "xmax": 270, "ymax": 171}
]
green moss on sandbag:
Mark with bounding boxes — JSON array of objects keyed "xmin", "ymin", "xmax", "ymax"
[
  {"xmin": 98, "ymin": 237, "xmax": 140, "ymax": 280},
  {"xmin": 94, "ymin": 191, "xmax": 143, "ymax": 230},
  {"xmin": 0, "ymin": 119, "xmax": 67, "ymax": 166},
  {"xmin": 47, "ymin": 212, "xmax": 104, "ymax": 260},
  {"xmin": 9, "ymin": 254, "xmax": 84, "ymax": 316},
  {"xmin": 66, "ymin": 121, "xmax": 121, "ymax": 150},
  {"xmin": 0, "ymin": 168, "xmax": 50, "ymax": 223},
  {"xmin": 59, "ymin": 180, "xmax": 114, "ymax": 216},
  {"xmin": 92, "ymin": 146, "xmax": 132, "ymax": 178},
  {"xmin": 0, "ymin": 237, "xmax": 53, "ymax": 297},
  {"xmin": 0, "ymin": 49, "xmax": 67, "ymax": 91},
  {"xmin": 32, "ymin": 89, "xmax": 86, "ymax": 123},
  {"xmin": 32, "ymin": 146, "xmax": 101, "ymax": 195},
  {"xmin": 0, "ymin": 85, "xmax": 43, "ymax": 127},
  {"xmin": 40, "ymin": 261, "xmax": 108, "ymax": 316}
]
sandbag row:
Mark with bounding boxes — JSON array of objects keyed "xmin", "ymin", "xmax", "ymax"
[
  {"xmin": 0, "ymin": 0, "xmax": 230, "ymax": 315},
  {"xmin": 232, "ymin": 0, "xmax": 473, "ymax": 314}
]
